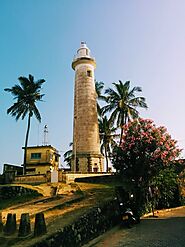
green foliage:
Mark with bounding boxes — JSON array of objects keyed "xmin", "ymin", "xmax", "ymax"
[
  {"xmin": 153, "ymin": 167, "xmax": 181, "ymax": 209},
  {"xmin": 95, "ymin": 80, "xmax": 107, "ymax": 116},
  {"xmin": 4, "ymin": 74, "xmax": 45, "ymax": 122},
  {"xmin": 4, "ymin": 74, "xmax": 45, "ymax": 173},
  {"xmin": 102, "ymin": 80, "xmax": 148, "ymax": 144},
  {"xmin": 112, "ymin": 118, "xmax": 182, "ymax": 212},
  {"xmin": 99, "ymin": 116, "xmax": 118, "ymax": 172},
  {"xmin": 113, "ymin": 118, "xmax": 181, "ymax": 183},
  {"xmin": 63, "ymin": 142, "xmax": 73, "ymax": 168}
]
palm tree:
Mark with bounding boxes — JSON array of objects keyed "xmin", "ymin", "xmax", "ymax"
[
  {"xmin": 95, "ymin": 80, "xmax": 107, "ymax": 116},
  {"xmin": 4, "ymin": 74, "xmax": 45, "ymax": 174},
  {"xmin": 103, "ymin": 80, "xmax": 148, "ymax": 145},
  {"xmin": 99, "ymin": 115, "xmax": 118, "ymax": 172},
  {"xmin": 63, "ymin": 142, "xmax": 73, "ymax": 168}
]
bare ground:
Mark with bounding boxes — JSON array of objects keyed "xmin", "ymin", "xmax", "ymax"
[{"xmin": 0, "ymin": 182, "xmax": 115, "ymax": 247}]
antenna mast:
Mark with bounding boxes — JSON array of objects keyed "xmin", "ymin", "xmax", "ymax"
[{"xmin": 43, "ymin": 125, "xmax": 49, "ymax": 145}]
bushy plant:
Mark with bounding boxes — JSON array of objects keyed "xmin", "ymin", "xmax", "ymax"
[
  {"xmin": 153, "ymin": 167, "xmax": 181, "ymax": 208},
  {"xmin": 112, "ymin": 118, "xmax": 182, "ymax": 213}
]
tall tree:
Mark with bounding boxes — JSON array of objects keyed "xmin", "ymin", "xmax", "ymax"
[
  {"xmin": 95, "ymin": 80, "xmax": 107, "ymax": 116},
  {"xmin": 4, "ymin": 74, "xmax": 45, "ymax": 174},
  {"xmin": 112, "ymin": 118, "xmax": 182, "ymax": 213},
  {"xmin": 99, "ymin": 115, "xmax": 118, "ymax": 172},
  {"xmin": 63, "ymin": 142, "xmax": 73, "ymax": 168},
  {"xmin": 103, "ymin": 80, "xmax": 148, "ymax": 144}
]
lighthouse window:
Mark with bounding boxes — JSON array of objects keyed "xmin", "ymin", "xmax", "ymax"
[{"xmin": 87, "ymin": 70, "xmax": 92, "ymax": 77}]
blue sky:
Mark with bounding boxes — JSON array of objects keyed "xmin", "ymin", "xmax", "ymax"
[{"xmin": 1, "ymin": 0, "xmax": 185, "ymax": 173}]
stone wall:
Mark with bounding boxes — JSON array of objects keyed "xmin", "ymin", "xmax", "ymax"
[
  {"xmin": 75, "ymin": 173, "xmax": 118, "ymax": 184},
  {"xmin": 13, "ymin": 172, "xmax": 113, "ymax": 185},
  {"xmin": 0, "ymin": 185, "xmax": 42, "ymax": 200},
  {"xmin": 63, "ymin": 172, "xmax": 111, "ymax": 184},
  {"xmin": 14, "ymin": 174, "xmax": 47, "ymax": 184},
  {"xmin": 30, "ymin": 199, "xmax": 120, "ymax": 247}
]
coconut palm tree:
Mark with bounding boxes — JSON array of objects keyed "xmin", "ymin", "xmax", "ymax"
[
  {"xmin": 95, "ymin": 80, "xmax": 107, "ymax": 116},
  {"xmin": 99, "ymin": 115, "xmax": 118, "ymax": 172},
  {"xmin": 63, "ymin": 142, "xmax": 73, "ymax": 168},
  {"xmin": 4, "ymin": 74, "xmax": 45, "ymax": 174},
  {"xmin": 102, "ymin": 80, "xmax": 148, "ymax": 145}
]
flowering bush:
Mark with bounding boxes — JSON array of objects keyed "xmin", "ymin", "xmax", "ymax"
[
  {"xmin": 112, "ymin": 118, "xmax": 182, "ymax": 212},
  {"xmin": 113, "ymin": 118, "xmax": 181, "ymax": 181}
]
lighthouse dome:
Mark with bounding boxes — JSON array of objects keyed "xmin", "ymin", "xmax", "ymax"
[
  {"xmin": 72, "ymin": 42, "xmax": 96, "ymax": 70},
  {"xmin": 76, "ymin": 41, "xmax": 91, "ymax": 58}
]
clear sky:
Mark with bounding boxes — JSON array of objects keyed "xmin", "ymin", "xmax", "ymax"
[{"xmin": 1, "ymin": 0, "xmax": 185, "ymax": 173}]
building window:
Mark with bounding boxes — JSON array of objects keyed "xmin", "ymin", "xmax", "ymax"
[
  {"xmin": 26, "ymin": 168, "xmax": 36, "ymax": 173},
  {"xmin": 87, "ymin": 70, "xmax": 92, "ymax": 77},
  {"xmin": 93, "ymin": 167, "xmax": 98, "ymax": 173},
  {"xmin": 31, "ymin": 153, "xmax": 41, "ymax": 159},
  {"xmin": 50, "ymin": 154, "xmax": 53, "ymax": 161}
]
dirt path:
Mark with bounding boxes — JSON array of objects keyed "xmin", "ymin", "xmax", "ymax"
[
  {"xmin": 1, "ymin": 194, "xmax": 83, "ymax": 224},
  {"xmin": 0, "ymin": 182, "xmax": 114, "ymax": 247},
  {"xmin": 1, "ymin": 182, "xmax": 112, "ymax": 224},
  {"xmin": 84, "ymin": 206, "xmax": 185, "ymax": 247}
]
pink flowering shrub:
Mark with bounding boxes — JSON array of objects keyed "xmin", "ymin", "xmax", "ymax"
[
  {"xmin": 112, "ymin": 118, "xmax": 183, "ymax": 212},
  {"xmin": 112, "ymin": 118, "xmax": 182, "ymax": 185}
]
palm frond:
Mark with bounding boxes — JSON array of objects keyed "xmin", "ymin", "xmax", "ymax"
[
  {"xmin": 95, "ymin": 80, "xmax": 104, "ymax": 96},
  {"xmin": 29, "ymin": 74, "xmax": 34, "ymax": 83},
  {"xmin": 129, "ymin": 97, "xmax": 148, "ymax": 109},
  {"xmin": 5, "ymin": 75, "xmax": 45, "ymax": 127},
  {"xmin": 109, "ymin": 108, "xmax": 119, "ymax": 126},
  {"xmin": 64, "ymin": 149, "xmax": 72, "ymax": 160},
  {"xmin": 34, "ymin": 79, "xmax": 46, "ymax": 89},
  {"xmin": 102, "ymin": 80, "xmax": 148, "ymax": 144},
  {"xmin": 18, "ymin": 76, "xmax": 31, "ymax": 89},
  {"xmin": 32, "ymin": 104, "xmax": 41, "ymax": 122}
]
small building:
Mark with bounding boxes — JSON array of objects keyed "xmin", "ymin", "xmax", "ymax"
[
  {"xmin": 2, "ymin": 164, "xmax": 23, "ymax": 184},
  {"xmin": 3, "ymin": 163, "xmax": 23, "ymax": 175},
  {"xmin": 23, "ymin": 145, "xmax": 60, "ymax": 175}
]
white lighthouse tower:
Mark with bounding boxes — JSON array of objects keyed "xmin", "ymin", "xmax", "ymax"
[{"xmin": 71, "ymin": 42, "xmax": 103, "ymax": 172}]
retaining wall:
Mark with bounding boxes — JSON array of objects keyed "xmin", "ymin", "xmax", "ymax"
[
  {"xmin": 14, "ymin": 172, "xmax": 112, "ymax": 184},
  {"xmin": 30, "ymin": 199, "xmax": 120, "ymax": 247},
  {"xmin": 14, "ymin": 174, "xmax": 47, "ymax": 184},
  {"xmin": 0, "ymin": 185, "xmax": 42, "ymax": 200},
  {"xmin": 63, "ymin": 172, "xmax": 111, "ymax": 184},
  {"xmin": 75, "ymin": 174, "xmax": 119, "ymax": 184}
]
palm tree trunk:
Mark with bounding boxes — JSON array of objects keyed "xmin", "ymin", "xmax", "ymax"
[
  {"xmin": 23, "ymin": 113, "xmax": 31, "ymax": 175},
  {"xmin": 119, "ymin": 114, "xmax": 127, "ymax": 146},
  {"xmin": 119, "ymin": 127, "xmax": 124, "ymax": 146},
  {"xmin": 105, "ymin": 146, "xmax": 109, "ymax": 172}
]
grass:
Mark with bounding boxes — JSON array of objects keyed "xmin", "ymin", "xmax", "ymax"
[{"xmin": 0, "ymin": 193, "xmax": 41, "ymax": 210}]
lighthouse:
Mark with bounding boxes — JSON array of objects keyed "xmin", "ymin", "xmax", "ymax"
[{"xmin": 71, "ymin": 42, "xmax": 103, "ymax": 172}]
